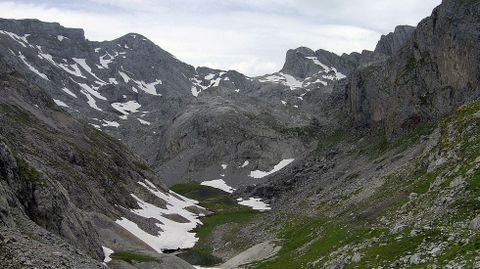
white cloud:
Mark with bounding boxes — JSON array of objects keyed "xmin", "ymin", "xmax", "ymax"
[{"xmin": 0, "ymin": 0, "xmax": 441, "ymax": 76}]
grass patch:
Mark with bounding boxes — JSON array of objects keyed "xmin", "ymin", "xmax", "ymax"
[
  {"xmin": 350, "ymin": 229, "xmax": 440, "ymax": 268},
  {"xmin": 170, "ymin": 182, "xmax": 204, "ymax": 195},
  {"xmin": 256, "ymin": 215, "xmax": 376, "ymax": 269},
  {"xmin": 0, "ymin": 104, "xmax": 33, "ymax": 125},
  {"xmin": 358, "ymin": 123, "xmax": 435, "ymax": 160},
  {"xmin": 171, "ymin": 182, "xmax": 259, "ymax": 264},
  {"xmin": 15, "ymin": 156, "xmax": 44, "ymax": 184},
  {"xmin": 110, "ymin": 252, "xmax": 160, "ymax": 264}
]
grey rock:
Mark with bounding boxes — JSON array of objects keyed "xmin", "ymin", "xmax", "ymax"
[
  {"xmin": 469, "ymin": 215, "xmax": 480, "ymax": 230},
  {"xmin": 410, "ymin": 253, "xmax": 421, "ymax": 265},
  {"xmin": 351, "ymin": 252, "xmax": 362, "ymax": 263},
  {"xmin": 374, "ymin": 25, "xmax": 416, "ymax": 56}
]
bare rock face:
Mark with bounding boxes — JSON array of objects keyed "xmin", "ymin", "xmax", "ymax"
[
  {"xmin": 470, "ymin": 215, "xmax": 480, "ymax": 231},
  {"xmin": 345, "ymin": 0, "xmax": 480, "ymax": 137},
  {"xmin": 374, "ymin": 25, "xmax": 416, "ymax": 56},
  {"xmin": 281, "ymin": 47, "xmax": 322, "ymax": 79}
]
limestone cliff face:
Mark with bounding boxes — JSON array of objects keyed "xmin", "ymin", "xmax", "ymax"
[
  {"xmin": 374, "ymin": 25, "xmax": 416, "ymax": 56},
  {"xmin": 346, "ymin": 0, "xmax": 480, "ymax": 136}
]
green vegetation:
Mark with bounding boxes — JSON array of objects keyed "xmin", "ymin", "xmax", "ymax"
[
  {"xmin": 171, "ymin": 182, "xmax": 260, "ymax": 265},
  {"xmin": 315, "ymin": 129, "xmax": 350, "ymax": 152},
  {"xmin": 357, "ymin": 123, "xmax": 435, "ymax": 159},
  {"xmin": 256, "ymin": 217, "xmax": 344, "ymax": 268},
  {"xmin": 110, "ymin": 252, "xmax": 160, "ymax": 264},
  {"xmin": 15, "ymin": 156, "xmax": 44, "ymax": 184},
  {"xmin": 0, "ymin": 104, "xmax": 32, "ymax": 125},
  {"xmin": 255, "ymin": 102, "xmax": 480, "ymax": 268}
]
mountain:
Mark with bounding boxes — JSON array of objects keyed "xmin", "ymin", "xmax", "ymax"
[
  {"xmin": 0, "ymin": 17, "xmax": 372, "ymax": 188},
  {"xmin": 374, "ymin": 25, "xmax": 416, "ymax": 56}
]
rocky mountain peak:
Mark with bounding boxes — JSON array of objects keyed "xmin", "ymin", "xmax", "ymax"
[
  {"xmin": 0, "ymin": 18, "xmax": 85, "ymax": 41},
  {"xmin": 374, "ymin": 25, "xmax": 416, "ymax": 56},
  {"xmin": 280, "ymin": 47, "xmax": 320, "ymax": 78}
]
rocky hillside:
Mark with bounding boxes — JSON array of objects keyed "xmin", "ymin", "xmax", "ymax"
[
  {"xmin": 0, "ymin": 57, "xmax": 206, "ymax": 268},
  {"xmin": 201, "ymin": 0, "xmax": 480, "ymax": 268}
]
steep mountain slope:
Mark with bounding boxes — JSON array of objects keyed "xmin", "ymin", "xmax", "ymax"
[
  {"xmin": 232, "ymin": 100, "xmax": 480, "ymax": 269},
  {"xmin": 0, "ymin": 58, "xmax": 204, "ymax": 268},
  {"xmin": 346, "ymin": 0, "xmax": 480, "ymax": 137},
  {"xmin": 374, "ymin": 25, "xmax": 416, "ymax": 56}
]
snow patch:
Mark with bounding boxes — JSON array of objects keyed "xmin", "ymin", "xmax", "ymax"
[
  {"xmin": 134, "ymin": 79, "xmax": 162, "ymax": 96},
  {"xmin": 111, "ymin": 100, "xmax": 141, "ymax": 115},
  {"xmin": 283, "ymin": 74, "xmax": 303, "ymax": 90},
  {"xmin": 100, "ymin": 53, "xmax": 113, "ymax": 69},
  {"xmin": 80, "ymin": 91, "xmax": 102, "ymax": 111},
  {"xmin": 201, "ymin": 179, "xmax": 235, "ymax": 194},
  {"xmin": 71, "ymin": 80, "xmax": 107, "ymax": 100},
  {"xmin": 61, "ymin": 87, "xmax": 77, "ymax": 98},
  {"xmin": 190, "ymin": 73, "xmax": 224, "ymax": 97},
  {"xmin": 137, "ymin": 118, "xmax": 151, "ymax": 125},
  {"xmin": 204, "ymin": 73, "xmax": 216, "ymax": 80},
  {"xmin": 258, "ymin": 73, "xmax": 302, "ymax": 90},
  {"xmin": 53, "ymin": 99, "xmax": 69, "ymax": 107},
  {"xmin": 102, "ymin": 246, "xmax": 114, "ymax": 263},
  {"xmin": 39, "ymin": 53, "xmax": 85, "ymax": 78},
  {"xmin": 89, "ymin": 123, "xmax": 101, "ymax": 129},
  {"xmin": 237, "ymin": 197, "xmax": 271, "ymax": 212},
  {"xmin": 305, "ymin": 57, "xmax": 346, "ymax": 80},
  {"xmin": 0, "ymin": 30, "xmax": 31, "ymax": 48},
  {"xmin": 115, "ymin": 180, "xmax": 205, "ymax": 252},
  {"xmin": 102, "ymin": 120, "xmax": 120, "ymax": 128},
  {"xmin": 73, "ymin": 58, "xmax": 105, "ymax": 83},
  {"xmin": 53, "ymin": 99, "xmax": 69, "ymax": 108},
  {"xmin": 240, "ymin": 160, "xmax": 250, "ymax": 168},
  {"xmin": 118, "ymin": 71, "xmax": 130, "ymax": 83},
  {"xmin": 18, "ymin": 51, "xmax": 48, "ymax": 80},
  {"xmin": 249, "ymin": 159, "xmax": 295, "ymax": 179}
]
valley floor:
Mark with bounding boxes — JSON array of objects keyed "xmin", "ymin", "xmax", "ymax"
[{"xmin": 164, "ymin": 101, "xmax": 480, "ymax": 269}]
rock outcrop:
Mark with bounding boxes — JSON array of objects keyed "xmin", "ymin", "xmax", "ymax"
[
  {"xmin": 374, "ymin": 25, "xmax": 416, "ymax": 56},
  {"xmin": 0, "ymin": 57, "xmax": 195, "ymax": 268},
  {"xmin": 345, "ymin": 0, "xmax": 480, "ymax": 136}
]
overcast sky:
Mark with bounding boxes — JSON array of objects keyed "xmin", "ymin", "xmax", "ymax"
[{"xmin": 0, "ymin": 0, "xmax": 441, "ymax": 76}]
